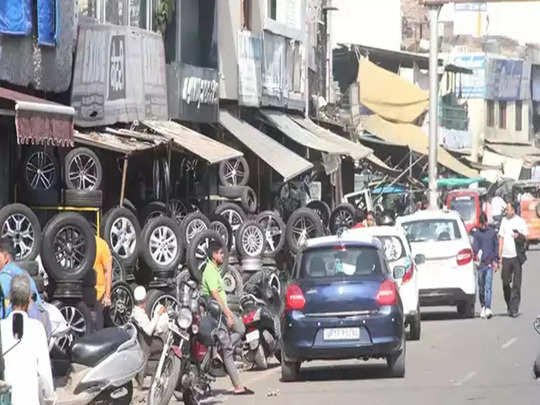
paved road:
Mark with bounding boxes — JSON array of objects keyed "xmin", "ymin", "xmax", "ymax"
[{"xmin": 135, "ymin": 249, "xmax": 540, "ymax": 404}]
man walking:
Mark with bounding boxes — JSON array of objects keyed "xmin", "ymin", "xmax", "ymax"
[
  {"xmin": 472, "ymin": 213, "xmax": 498, "ymax": 319},
  {"xmin": 498, "ymin": 202, "xmax": 528, "ymax": 317},
  {"xmin": 202, "ymin": 241, "xmax": 254, "ymax": 396}
]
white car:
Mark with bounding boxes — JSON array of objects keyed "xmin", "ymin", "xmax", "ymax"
[
  {"xmin": 396, "ymin": 210, "xmax": 476, "ymax": 318},
  {"xmin": 345, "ymin": 226, "xmax": 421, "ymax": 340}
]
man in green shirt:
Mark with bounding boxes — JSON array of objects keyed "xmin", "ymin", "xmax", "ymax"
[{"xmin": 201, "ymin": 241, "xmax": 253, "ymax": 396}]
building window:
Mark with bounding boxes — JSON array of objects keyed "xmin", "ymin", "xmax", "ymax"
[
  {"xmin": 268, "ymin": 0, "xmax": 277, "ymax": 20},
  {"xmin": 499, "ymin": 101, "xmax": 507, "ymax": 129},
  {"xmin": 487, "ymin": 100, "xmax": 495, "ymax": 127},
  {"xmin": 515, "ymin": 100, "xmax": 523, "ymax": 131},
  {"xmin": 242, "ymin": 0, "xmax": 251, "ymax": 29}
]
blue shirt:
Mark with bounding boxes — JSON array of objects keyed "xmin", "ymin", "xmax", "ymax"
[
  {"xmin": 472, "ymin": 226, "xmax": 499, "ymax": 266},
  {"xmin": 0, "ymin": 262, "xmax": 42, "ymax": 318}
]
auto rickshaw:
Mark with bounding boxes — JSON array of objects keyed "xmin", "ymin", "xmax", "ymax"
[{"xmin": 511, "ymin": 181, "xmax": 540, "ymax": 245}]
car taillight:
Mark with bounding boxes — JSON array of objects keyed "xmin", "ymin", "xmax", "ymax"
[
  {"xmin": 285, "ymin": 284, "xmax": 306, "ymax": 311},
  {"xmin": 376, "ymin": 280, "xmax": 397, "ymax": 306},
  {"xmin": 402, "ymin": 263, "xmax": 414, "ymax": 284},
  {"xmin": 456, "ymin": 248, "xmax": 473, "ymax": 266}
]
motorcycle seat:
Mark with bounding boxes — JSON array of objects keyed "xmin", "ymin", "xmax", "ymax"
[{"xmin": 71, "ymin": 327, "xmax": 130, "ymax": 367}]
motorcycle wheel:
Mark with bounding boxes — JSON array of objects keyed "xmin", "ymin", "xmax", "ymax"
[
  {"xmin": 254, "ymin": 344, "xmax": 268, "ymax": 370},
  {"xmin": 183, "ymin": 388, "xmax": 201, "ymax": 405},
  {"xmin": 91, "ymin": 381, "xmax": 133, "ymax": 405},
  {"xmin": 147, "ymin": 354, "xmax": 182, "ymax": 405}
]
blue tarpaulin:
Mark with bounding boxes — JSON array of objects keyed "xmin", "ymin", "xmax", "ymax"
[
  {"xmin": 0, "ymin": 0, "xmax": 32, "ymax": 35},
  {"xmin": 37, "ymin": 0, "xmax": 58, "ymax": 46}
]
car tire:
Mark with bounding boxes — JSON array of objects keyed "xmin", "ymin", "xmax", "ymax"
[
  {"xmin": 408, "ymin": 310, "xmax": 421, "ymax": 341},
  {"xmin": 22, "ymin": 147, "xmax": 60, "ymax": 193},
  {"xmin": 386, "ymin": 339, "xmax": 406, "ymax": 378},
  {"xmin": 122, "ymin": 199, "xmax": 137, "ymax": 215},
  {"xmin": 106, "ymin": 281, "xmax": 134, "ymax": 327},
  {"xmin": 14, "ymin": 260, "xmax": 40, "ymax": 277},
  {"xmin": 41, "ymin": 213, "xmax": 96, "ymax": 281},
  {"xmin": 179, "ymin": 211, "xmax": 210, "ymax": 246},
  {"xmin": 139, "ymin": 216, "xmax": 184, "ymax": 274},
  {"xmin": 144, "ymin": 289, "xmax": 179, "ymax": 318},
  {"xmin": 227, "ymin": 294, "xmax": 242, "ymax": 314},
  {"xmin": 64, "ymin": 147, "xmax": 103, "ymax": 191},
  {"xmin": 222, "ymin": 266, "xmax": 244, "ymax": 296},
  {"xmin": 306, "ymin": 200, "xmax": 331, "ymax": 228},
  {"xmin": 168, "ymin": 199, "xmax": 189, "ymax": 224},
  {"xmin": 218, "ymin": 185, "xmax": 245, "ymax": 199},
  {"xmin": 256, "ymin": 211, "xmax": 286, "ymax": 257},
  {"xmin": 0, "ymin": 203, "xmax": 42, "ymax": 261},
  {"xmin": 187, "ymin": 230, "xmax": 229, "ymax": 282},
  {"xmin": 219, "ymin": 157, "xmax": 250, "ymax": 187},
  {"xmin": 236, "ymin": 220, "xmax": 266, "ymax": 258},
  {"xmin": 53, "ymin": 300, "xmax": 91, "ymax": 350},
  {"xmin": 209, "ymin": 214, "xmax": 233, "ymax": 250},
  {"xmin": 63, "ymin": 189, "xmax": 103, "ymax": 208},
  {"xmin": 241, "ymin": 186, "xmax": 258, "ymax": 214},
  {"xmin": 329, "ymin": 203, "xmax": 357, "ymax": 235},
  {"xmin": 101, "ymin": 207, "xmax": 141, "ymax": 268},
  {"xmin": 286, "ymin": 208, "xmax": 325, "ymax": 254},
  {"xmin": 281, "ymin": 360, "xmax": 301, "ymax": 382},
  {"xmin": 140, "ymin": 201, "xmax": 167, "ymax": 225},
  {"xmin": 457, "ymin": 298, "xmax": 475, "ymax": 318},
  {"xmin": 111, "ymin": 252, "xmax": 126, "ymax": 282}
]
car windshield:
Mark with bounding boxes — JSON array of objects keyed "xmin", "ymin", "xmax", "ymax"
[
  {"xmin": 449, "ymin": 197, "xmax": 475, "ymax": 221},
  {"xmin": 401, "ymin": 219, "xmax": 462, "ymax": 243},
  {"xmin": 374, "ymin": 236, "xmax": 405, "ymax": 262},
  {"xmin": 300, "ymin": 246, "xmax": 383, "ymax": 279}
]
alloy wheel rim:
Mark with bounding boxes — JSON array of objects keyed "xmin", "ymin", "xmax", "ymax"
[
  {"xmin": 292, "ymin": 216, "xmax": 317, "ymax": 246},
  {"xmin": 54, "ymin": 226, "xmax": 87, "ymax": 271},
  {"xmin": 68, "ymin": 152, "xmax": 99, "ymax": 190},
  {"xmin": 169, "ymin": 199, "xmax": 187, "ymax": 223},
  {"xmin": 57, "ymin": 305, "xmax": 86, "ymax": 350},
  {"xmin": 151, "ymin": 295, "xmax": 179, "ymax": 315},
  {"xmin": 223, "ymin": 271, "xmax": 237, "ymax": 293},
  {"xmin": 110, "ymin": 284, "xmax": 133, "ymax": 326},
  {"xmin": 241, "ymin": 225, "xmax": 264, "ymax": 256},
  {"xmin": 25, "ymin": 151, "xmax": 56, "ymax": 191},
  {"xmin": 222, "ymin": 158, "xmax": 247, "ymax": 186},
  {"xmin": 149, "ymin": 225, "xmax": 178, "ymax": 266},
  {"xmin": 258, "ymin": 215, "xmax": 282, "ymax": 253},
  {"xmin": 1, "ymin": 213, "xmax": 35, "ymax": 260},
  {"xmin": 210, "ymin": 221, "xmax": 229, "ymax": 247},
  {"xmin": 186, "ymin": 219, "xmax": 208, "ymax": 244},
  {"xmin": 110, "ymin": 217, "xmax": 137, "ymax": 258}
]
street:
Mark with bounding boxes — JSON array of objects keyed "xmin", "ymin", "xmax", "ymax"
[{"xmin": 171, "ymin": 248, "xmax": 540, "ymax": 405}]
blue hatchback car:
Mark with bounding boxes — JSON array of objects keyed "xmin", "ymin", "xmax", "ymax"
[{"xmin": 280, "ymin": 235, "xmax": 406, "ymax": 381}]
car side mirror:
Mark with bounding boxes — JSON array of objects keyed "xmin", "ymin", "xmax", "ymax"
[
  {"xmin": 393, "ymin": 266, "xmax": 406, "ymax": 279},
  {"xmin": 414, "ymin": 254, "xmax": 426, "ymax": 265}
]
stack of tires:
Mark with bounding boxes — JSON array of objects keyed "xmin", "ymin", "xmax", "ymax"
[{"xmin": 217, "ymin": 158, "xmax": 258, "ymax": 215}]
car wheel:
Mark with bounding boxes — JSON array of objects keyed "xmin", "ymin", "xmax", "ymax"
[
  {"xmin": 64, "ymin": 147, "xmax": 103, "ymax": 191},
  {"xmin": 409, "ymin": 311, "xmax": 421, "ymax": 341},
  {"xmin": 236, "ymin": 220, "xmax": 266, "ymax": 258},
  {"xmin": 329, "ymin": 203, "xmax": 357, "ymax": 235},
  {"xmin": 62, "ymin": 189, "xmax": 103, "ymax": 208},
  {"xmin": 187, "ymin": 230, "xmax": 229, "ymax": 282},
  {"xmin": 22, "ymin": 147, "xmax": 59, "ymax": 192},
  {"xmin": 222, "ymin": 266, "xmax": 243, "ymax": 295},
  {"xmin": 386, "ymin": 339, "xmax": 406, "ymax": 378},
  {"xmin": 140, "ymin": 201, "xmax": 167, "ymax": 225},
  {"xmin": 144, "ymin": 289, "xmax": 179, "ymax": 317},
  {"xmin": 215, "ymin": 203, "xmax": 246, "ymax": 249},
  {"xmin": 106, "ymin": 281, "xmax": 134, "ymax": 326},
  {"xmin": 457, "ymin": 299, "xmax": 475, "ymax": 318},
  {"xmin": 168, "ymin": 199, "xmax": 188, "ymax": 224},
  {"xmin": 179, "ymin": 211, "xmax": 210, "ymax": 246},
  {"xmin": 52, "ymin": 300, "xmax": 91, "ymax": 351},
  {"xmin": 306, "ymin": 200, "xmax": 331, "ymax": 228},
  {"xmin": 286, "ymin": 208, "xmax": 324, "ymax": 254},
  {"xmin": 139, "ymin": 216, "xmax": 184, "ymax": 274},
  {"xmin": 256, "ymin": 211, "xmax": 286, "ymax": 257},
  {"xmin": 281, "ymin": 360, "xmax": 300, "ymax": 382},
  {"xmin": 219, "ymin": 157, "xmax": 250, "ymax": 187},
  {"xmin": 101, "ymin": 207, "xmax": 141, "ymax": 268},
  {"xmin": 111, "ymin": 252, "xmax": 125, "ymax": 282},
  {"xmin": 209, "ymin": 214, "xmax": 233, "ymax": 250},
  {"xmin": 218, "ymin": 185, "xmax": 246, "ymax": 199},
  {"xmin": 0, "ymin": 203, "xmax": 42, "ymax": 261},
  {"xmin": 240, "ymin": 186, "xmax": 258, "ymax": 214},
  {"xmin": 41, "ymin": 213, "xmax": 96, "ymax": 281}
]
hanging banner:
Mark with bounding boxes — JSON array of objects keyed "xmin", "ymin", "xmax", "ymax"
[
  {"xmin": 486, "ymin": 59, "xmax": 525, "ymax": 101},
  {"xmin": 238, "ymin": 31, "xmax": 262, "ymax": 107},
  {"xmin": 71, "ymin": 22, "xmax": 168, "ymax": 128}
]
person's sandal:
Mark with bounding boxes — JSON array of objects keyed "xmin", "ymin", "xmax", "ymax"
[{"xmin": 234, "ymin": 387, "xmax": 255, "ymax": 395}]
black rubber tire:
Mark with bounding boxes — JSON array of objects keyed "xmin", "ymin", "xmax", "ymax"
[
  {"xmin": 241, "ymin": 186, "xmax": 258, "ymax": 214},
  {"xmin": 457, "ymin": 298, "xmax": 475, "ymax": 319},
  {"xmin": 218, "ymin": 185, "xmax": 246, "ymax": 199},
  {"xmin": 63, "ymin": 189, "xmax": 103, "ymax": 208},
  {"xmin": 209, "ymin": 214, "xmax": 233, "ymax": 250},
  {"xmin": 167, "ymin": 199, "xmax": 188, "ymax": 224},
  {"xmin": 122, "ymin": 199, "xmax": 137, "ymax": 215},
  {"xmin": 218, "ymin": 157, "xmax": 250, "ymax": 187},
  {"xmin": 222, "ymin": 266, "xmax": 244, "ymax": 296},
  {"xmin": 53, "ymin": 300, "xmax": 92, "ymax": 346},
  {"xmin": 387, "ymin": 339, "xmax": 406, "ymax": 378},
  {"xmin": 14, "ymin": 260, "xmax": 39, "ymax": 277},
  {"xmin": 0, "ymin": 203, "xmax": 42, "ymax": 261},
  {"xmin": 227, "ymin": 294, "xmax": 242, "ymax": 314},
  {"xmin": 22, "ymin": 147, "xmax": 60, "ymax": 192},
  {"xmin": 179, "ymin": 211, "xmax": 210, "ymax": 246},
  {"xmin": 106, "ymin": 281, "xmax": 134, "ymax": 327},
  {"xmin": 281, "ymin": 360, "xmax": 300, "ymax": 382},
  {"xmin": 41, "ymin": 213, "xmax": 96, "ymax": 281},
  {"xmin": 112, "ymin": 252, "xmax": 126, "ymax": 282},
  {"xmin": 215, "ymin": 203, "xmax": 246, "ymax": 237},
  {"xmin": 286, "ymin": 208, "xmax": 325, "ymax": 254},
  {"xmin": 139, "ymin": 216, "xmax": 184, "ymax": 273},
  {"xmin": 144, "ymin": 289, "xmax": 179, "ymax": 317},
  {"xmin": 236, "ymin": 220, "xmax": 266, "ymax": 258},
  {"xmin": 256, "ymin": 210, "xmax": 286, "ymax": 257},
  {"xmin": 409, "ymin": 310, "xmax": 421, "ymax": 341},
  {"xmin": 64, "ymin": 147, "xmax": 103, "ymax": 191},
  {"xmin": 101, "ymin": 207, "xmax": 141, "ymax": 268},
  {"xmin": 306, "ymin": 200, "xmax": 331, "ymax": 228},
  {"xmin": 329, "ymin": 203, "xmax": 357, "ymax": 235},
  {"xmin": 140, "ymin": 201, "xmax": 168, "ymax": 225},
  {"xmin": 187, "ymin": 230, "xmax": 229, "ymax": 282}
]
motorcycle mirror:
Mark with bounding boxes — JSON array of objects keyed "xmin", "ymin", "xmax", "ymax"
[{"xmin": 534, "ymin": 317, "xmax": 540, "ymax": 335}]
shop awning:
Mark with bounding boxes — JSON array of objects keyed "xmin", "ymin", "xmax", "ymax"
[
  {"xmin": 74, "ymin": 130, "xmax": 165, "ymax": 155},
  {"xmin": 481, "ymin": 150, "xmax": 521, "ymax": 183},
  {"xmin": 142, "ymin": 120, "xmax": 242, "ymax": 164},
  {"xmin": 362, "ymin": 115, "xmax": 478, "ymax": 178},
  {"xmin": 485, "ymin": 142, "xmax": 540, "ymax": 168},
  {"xmin": 260, "ymin": 110, "xmax": 347, "ymax": 155},
  {"xmin": 291, "ymin": 116, "xmax": 372, "ymax": 160},
  {"xmin": 219, "ymin": 111, "xmax": 313, "ymax": 181},
  {"xmin": 358, "ymin": 58, "xmax": 428, "ymax": 124},
  {"xmin": 0, "ymin": 87, "xmax": 74, "ymax": 147}
]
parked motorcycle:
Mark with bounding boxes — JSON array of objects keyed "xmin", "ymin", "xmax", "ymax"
[{"xmin": 533, "ymin": 316, "xmax": 540, "ymax": 378}]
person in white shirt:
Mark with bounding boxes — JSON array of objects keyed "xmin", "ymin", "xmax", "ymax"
[
  {"xmin": 0, "ymin": 275, "xmax": 54, "ymax": 405},
  {"xmin": 491, "ymin": 195, "xmax": 506, "ymax": 219},
  {"xmin": 498, "ymin": 202, "xmax": 528, "ymax": 317}
]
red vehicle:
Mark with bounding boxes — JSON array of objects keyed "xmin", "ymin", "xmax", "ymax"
[{"xmin": 446, "ymin": 190, "xmax": 481, "ymax": 233}]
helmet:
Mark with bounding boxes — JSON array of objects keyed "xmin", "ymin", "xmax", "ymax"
[{"xmin": 133, "ymin": 286, "xmax": 147, "ymax": 302}]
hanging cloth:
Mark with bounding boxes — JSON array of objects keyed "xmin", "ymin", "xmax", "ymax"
[
  {"xmin": 37, "ymin": 0, "xmax": 58, "ymax": 46},
  {"xmin": 0, "ymin": 0, "xmax": 32, "ymax": 36}
]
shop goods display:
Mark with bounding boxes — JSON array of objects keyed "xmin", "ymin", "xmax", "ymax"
[
  {"xmin": 101, "ymin": 207, "xmax": 141, "ymax": 268},
  {"xmin": 285, "ymin": 208, "xmax": 325, "ymax": 254},
  {"xmin": 139, "ymin": 216, "xmax": 184, "ymax": 274},
  {"xmin": 329, "ymin": 203, "xmax": 357, "ymax": 235},
  {"xmin": 0, "ymin": 203, "xmax": 42, "ymax": 261}
]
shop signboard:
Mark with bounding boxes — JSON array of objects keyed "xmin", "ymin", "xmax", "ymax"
[
  {"xmin": 486, "ymin": 58, "xmax": 526, "ymax": 101},
  {"xmin": 71, "ymin": 22, "xmax": 168, "ymax": 128},
  {"xmin": 238, "ymin": 31, "xmax": 262, "ymax": 107},
  {"xmin": 452, "ymin": 54, "xmax": 486, "ymax": 99}
]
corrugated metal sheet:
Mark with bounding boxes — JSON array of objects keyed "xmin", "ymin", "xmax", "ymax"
[
  {"xmin": 219, "ymin": 111, "xmax": 313, "ymax": 181},
  {"xmin": 74, "ymin": 130, "xmax": 165, "ymax": 154},
  {"xmin": 291, "ymin": 116, "xmax": 372, "ymax": 160},
  {"xmin": 143, "ymin": 120, "xmax": 242, "ymax": 164},
  {"xmin": 260, "ymin": 110, "xmax": 346, "ymax": 154}
]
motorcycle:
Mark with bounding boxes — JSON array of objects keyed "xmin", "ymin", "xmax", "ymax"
[{"xmin": 533, "ymin": 316, "xmax": 540, "ymax": 378}]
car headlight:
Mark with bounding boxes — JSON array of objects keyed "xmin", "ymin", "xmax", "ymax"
[{"xmin": 177, "ymin": 308, "xmax": 193, "ymax": 329}]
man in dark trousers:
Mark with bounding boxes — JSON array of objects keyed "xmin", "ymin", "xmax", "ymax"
[
  {"xmin": 472, "ymin": 213, "xmax": 498, "ymax": 319},
  {"xmin": 498, "ymin": 202, "xmax": 528, "ymax": 318}
]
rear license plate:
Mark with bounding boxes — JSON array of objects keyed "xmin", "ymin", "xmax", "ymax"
[
  {"xmin": 245, "ymin": 330, "xmax": 260, "ymax": 343},
  {"xmin": 323, "ymin": 328, "xmax": 360, "ymax": 341}
]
